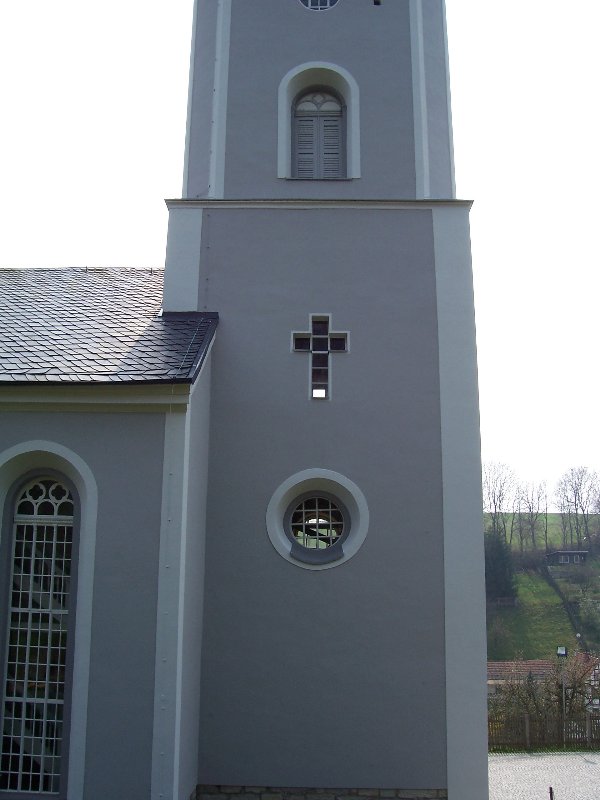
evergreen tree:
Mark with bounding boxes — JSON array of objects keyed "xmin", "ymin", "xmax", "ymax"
[{"xmin": 485, "ymin": 529, "xmax": 516, "ymax": 600}]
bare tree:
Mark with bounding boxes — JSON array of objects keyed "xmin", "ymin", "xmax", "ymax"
[
  {"xmin": 483, "ymin": 462, "xmax": 516, "ymax": 541},
  {"xmin": 543, "ymin": 487, "xmax": 549, "ymax": 551},
  {"xmin": 559, "ymin": 500, "xmax": 572, "ymax": 548},
  {"xmin": 518, "ymin": 481, "xmax": 547, "ymax": 551},
  {"xmin": 555, "ymin": 467, "xmax": 598, "ymax": 549},
  {"xmin": 512, "ymin": 488, "xmax": 527, "ymax": 553}
]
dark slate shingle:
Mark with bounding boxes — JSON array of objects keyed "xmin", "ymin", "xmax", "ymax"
[{"xmin": 0, "ymin": 268, "xmax": 218, "ymax": 384}]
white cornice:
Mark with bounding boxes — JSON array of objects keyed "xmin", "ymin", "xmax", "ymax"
[
  {"xmin": 0, "ymin": 383, "xmax": 191, "ymax": 413},
  {"xmin": 165, "ymin": 198, "xmax": 473, "ymax": 210}
]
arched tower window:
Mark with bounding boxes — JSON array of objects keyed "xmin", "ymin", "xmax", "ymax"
[
  {"xmin": 278, "ymin": 62, "xmax": 360, "ymax": 179},
  {"xmin": 292, "ymin": 89, "xmax": 346, "ymax": 179},
  {"xmin": 0, "ymin": 476, "xmax": 77, "ymax": 796}
]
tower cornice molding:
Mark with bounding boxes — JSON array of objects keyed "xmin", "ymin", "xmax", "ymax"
[{"xmin": 165, "ymin": 198, "xmax": 473, "ymax": 211}]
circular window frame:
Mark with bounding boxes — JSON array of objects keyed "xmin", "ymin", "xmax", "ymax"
[
  {"xmin": 298, "ymin": 0, "xmax": 340, "ymax": 10},
  {"xmin": 266, "ymin": 469, "xmax": 369, "ymax": 570}
]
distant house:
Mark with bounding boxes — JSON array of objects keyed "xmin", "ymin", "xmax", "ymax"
[
  {"xmin": 487, "ymin": 660, "xmax": 555, "ymax": 695},
  {"xmin": 546, "ymin": 550, "xmax": 588, "ymax": 566},
  {"xmin": 488, "ymin": 655, "xmax": 600, "ymax": 696}
]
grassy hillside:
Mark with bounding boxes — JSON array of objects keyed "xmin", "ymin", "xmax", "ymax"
[
  {"xmin": 485, "ymin": 507, "xmax": 600, "ymax": 659},
  {"xmin": 487, "ymin": 571, "xmax": 577, "ymax": 660}
]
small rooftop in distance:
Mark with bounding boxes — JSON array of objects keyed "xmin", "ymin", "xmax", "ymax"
[
  {"xmin": 488, "ymin": 654, "xmax": 600, "ymax": 684},
  {"xmin": 0, "ymin": 268, "xmax": 217, "ymax": 384},
  {"xmin": 487, "ymin": 660, "xmax": 555, "ymax": 683}
]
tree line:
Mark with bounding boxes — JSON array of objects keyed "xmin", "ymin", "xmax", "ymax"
[{"xmin": 483, "ymin": 463, "xmax": 600, "ymax": 552}]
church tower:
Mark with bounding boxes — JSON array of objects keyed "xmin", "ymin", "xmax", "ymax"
[{"xmin": 163, "ymin": 2, "xmax": 488, "ymax": 800}]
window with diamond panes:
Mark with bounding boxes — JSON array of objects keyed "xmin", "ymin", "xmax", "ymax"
[
  {"xmin": 293, "ymin": 315, "xmax": 348, "ymax": 399},
  {"xmin": 0, "ymin": 478, "xmax": 75, "ymax": 796}
]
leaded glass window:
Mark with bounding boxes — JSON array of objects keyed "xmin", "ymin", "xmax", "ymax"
[{"xmin": 1, "ymin": 478, "xmax": 75, "ymax": 795}]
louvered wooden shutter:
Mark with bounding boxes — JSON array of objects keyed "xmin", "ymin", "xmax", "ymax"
[
  {"xmin": 321, "ymin": 116, "xmax": 343, "ymax": 179},
  {"xmin": 293, "ymin": 97, "xmax": 345, "ymax": 179},
  {"xmin": 294, "ymin": 115, "xmax": 318, "ymax": 179}
]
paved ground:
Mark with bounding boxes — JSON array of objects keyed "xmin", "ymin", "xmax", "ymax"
[{"xmin": 489, "ymin": 752, "xmax": 600, "ymax": 800}]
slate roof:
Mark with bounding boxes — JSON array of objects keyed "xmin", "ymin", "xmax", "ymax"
[{"xmin": 0, "ymin": 268, "xmax": 218, "ymax": 384}]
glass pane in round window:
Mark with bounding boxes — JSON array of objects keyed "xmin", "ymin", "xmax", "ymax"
[
  {"xmin": 290, "ymin": 496, "xmax": 345, "ymax": 549},
  {"xmin": 299, "ymin": 0, "xmax": 340, "ymax": 10}
]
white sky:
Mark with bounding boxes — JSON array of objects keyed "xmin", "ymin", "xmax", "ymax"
[{"xmin": 1, "ymin": 0, "xmax": 599, "ymax": 495}]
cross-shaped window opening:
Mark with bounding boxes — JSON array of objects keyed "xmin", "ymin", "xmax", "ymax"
[{"xmin": 292, "ymin": 315, "xmax": 348, "ymax": 399}]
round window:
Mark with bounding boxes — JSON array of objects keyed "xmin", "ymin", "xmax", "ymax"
[
  {"xmin": 284, "ymin": 492, "xmax": 349, "ymax": 564},
  {"xmin": 266, "ymin": 469, "xmax": 369, "ymax": 570},
  {"xmin": 286, "ymin": 492, "xmax": 348, "ymax": 548},
  {"xmin": 299, "ymin": 0, "xmax": 340, "ymax": 10}
]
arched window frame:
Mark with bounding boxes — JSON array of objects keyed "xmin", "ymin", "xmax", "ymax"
[
  {"xmin": 278, "ymin": 62, "xmax": 361, "ymax": 179},
  {"xmin": 0, "ymin": 441, "xmax": 97, "ymax": 800},
  {"xmin": 0, "ymin": 470, "xmax": 80, "ymax": 799}
]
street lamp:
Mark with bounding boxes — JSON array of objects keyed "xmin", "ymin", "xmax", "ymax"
[{"xmin": 557, "ymin": 645, "xmax": 568, "ymax": 749}]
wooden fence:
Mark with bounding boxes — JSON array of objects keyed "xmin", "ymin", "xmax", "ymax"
[{"xmin": 489, "ymin": 713, "xmax": 600, "ymax": 750}]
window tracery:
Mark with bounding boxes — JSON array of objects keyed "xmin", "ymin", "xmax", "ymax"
[{"xmin": 299, "ymin": 0, "xmax": 340, "ymax": 10}]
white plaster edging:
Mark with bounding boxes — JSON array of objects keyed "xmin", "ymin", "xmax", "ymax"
[
  {"xmin": 182, "ymin": 0, "xmax": 200, "ymax": 197},
  {"xmin": 0, "ymin": 440, "xmax": 98, "ymax": 800},
  {"xmin": 163, "ymin": 204, "xmax": 204, "ymax": 312},
  {"xmin": 208, "ymin": 0, "xmax": 232, "ymax": 198},
  {"xmin": 432, "ymin": 208, "xmax": 489, "ymax": 800},
  {"xmin": 151, "ymin": 410, "xmax": 189, "ymax": 800},
  {"xmin": 278, "ymin": 61, "xmax": 361, "ymax": 179},
  {"xmin": 266, "ymin": 468, "xmax": 369, "ymax": 571},
  {"xmin": 440, "ymin": 0, "xmax": 457, "ymax": 199},
  {"xmin": 409, "ymin": 0, "xmax": 430, "ymax": 199}
]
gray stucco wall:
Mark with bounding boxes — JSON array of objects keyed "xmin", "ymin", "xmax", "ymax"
[
  {"xmin": 184, "ymin": 0, "xmax": 454, "ymax": 200},
  {"xmin": 197, "ymin": 205, "xmax": 447, "ymax": 788},
  {"xmin": 0, "ymin": 410, "xmax": 165, "ymax": 800}
]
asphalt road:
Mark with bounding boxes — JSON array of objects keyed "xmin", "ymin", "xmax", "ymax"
[{"xmin": 489, "ymin": 752, "xmax": 600, "ymax": 800}]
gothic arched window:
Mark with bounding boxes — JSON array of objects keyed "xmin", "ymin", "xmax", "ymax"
[
  {"xmin": 292, "ymin": 89, "xmax": 346, "ymax": 179},
  {"xmin": 0, "ymin": 477, "xmax": 77, "ymax": 796}
]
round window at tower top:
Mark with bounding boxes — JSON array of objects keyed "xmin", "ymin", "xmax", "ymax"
[{"xmin": 299, "ymin": 0, "xmax": 340, "ymax": 10}]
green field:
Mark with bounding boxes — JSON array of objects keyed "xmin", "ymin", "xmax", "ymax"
[
  {"xmin": 487, "ymin": 571, "xmax": 578, "ymax": 660},
  {"xmin": 485, "ymin": 512, "xmax": 600, "ymax": 552}
]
